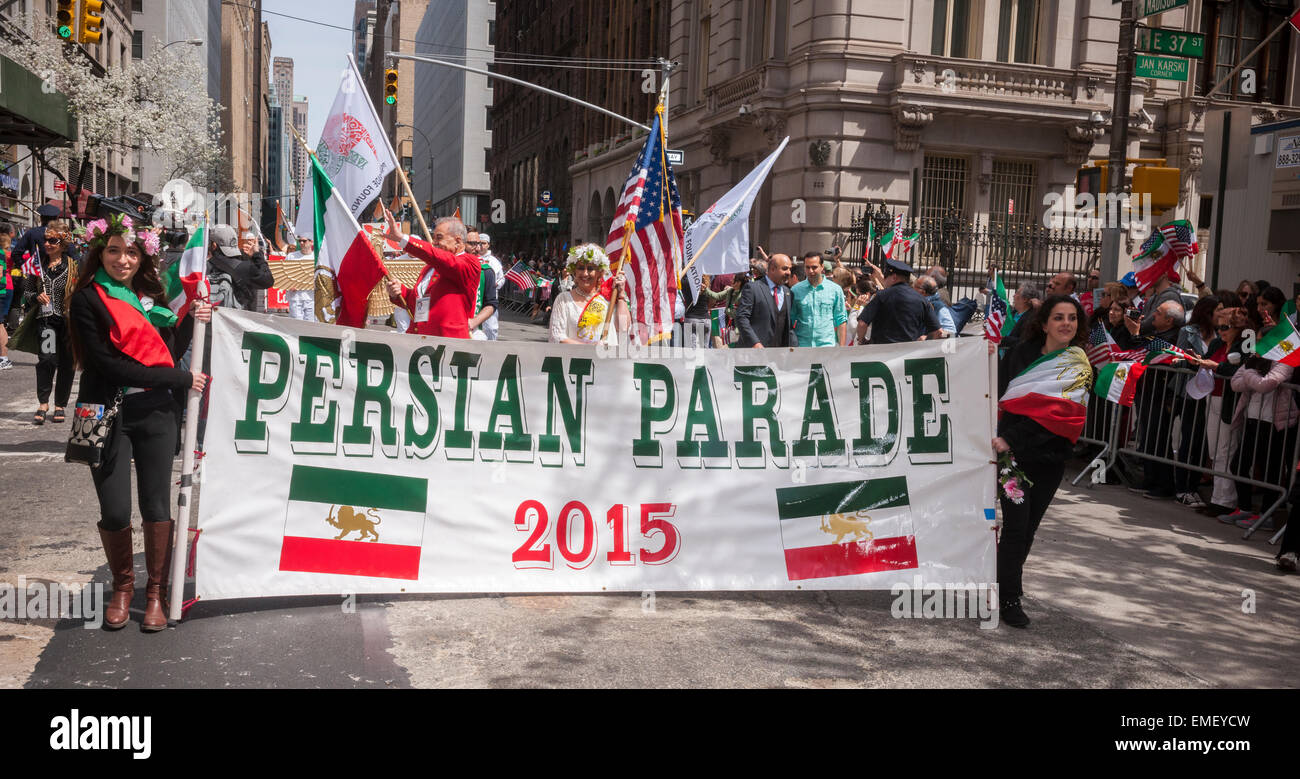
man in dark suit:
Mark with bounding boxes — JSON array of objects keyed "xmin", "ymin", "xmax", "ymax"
[{"xmin": 736, "ymin": 252, "xmax": 794, "ymax": 348}]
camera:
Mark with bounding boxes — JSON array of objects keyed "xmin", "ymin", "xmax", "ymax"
[
  {"xmin": 1126, "ymin": 308, "xmax": 1141, "ymax": 319},
  {"xmin": 85, "ymin": 193, "xmax": 190, "ymax": 248}
]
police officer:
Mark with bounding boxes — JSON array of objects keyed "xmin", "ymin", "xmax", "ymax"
[
  {"xmin": 12, "ymin": 204, "xmax": 65, "ymax": 266},
  {"xmin": 857, "ymin": 257, "xmax": 943, "ymax": 344}
]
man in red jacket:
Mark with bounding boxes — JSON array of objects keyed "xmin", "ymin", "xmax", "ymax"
[{"xmin": 383, "ymin": 206, "xmax": 480, "ymax": 338}]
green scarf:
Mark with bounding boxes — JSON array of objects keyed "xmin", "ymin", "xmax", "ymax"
[{"xmin": 95, "ymin": 267, "xmax": 179, "ymax": 329}]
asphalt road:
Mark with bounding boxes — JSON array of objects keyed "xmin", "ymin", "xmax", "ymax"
[{"xmin": 2, "ymin": 308, "xmax": 1297, "ymax": 689}]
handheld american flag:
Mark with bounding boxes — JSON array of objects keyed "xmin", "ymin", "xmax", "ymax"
[
  {"xmin": 1132, "ymin": 219, "xmax": 1198, "ymax": 293},
  {"xmin": 985, "ymin": 271, "xmax": 1008, "ymax": 343},
  {"xmin": 1085, "ymin": 321, "xmax": 1146, "ymax": 366},
  {"xmin": 604, "ymin": 107, "xmax": 684, "ymax": 340},
  {"xmin": 504, "ymin": 261, "xmax": 535, "ymax": 292},
  {"xmin": 20, "ymin": 252, "xmax": 40, "ymax": 278}
]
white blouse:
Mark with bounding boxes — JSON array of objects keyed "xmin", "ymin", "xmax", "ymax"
[{"xmin": 549, "ymin": 289, "xmax": 622, "ymax": 345}]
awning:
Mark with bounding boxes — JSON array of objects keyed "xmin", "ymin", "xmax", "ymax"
[{"xmin": 0, "ymin": 54, "xmax": 76, "ymax": 146}]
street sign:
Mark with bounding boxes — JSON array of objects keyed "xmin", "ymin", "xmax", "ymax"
[
  {"xmin": 1135, "ymin": 27, "xmax": 1204, "ymax": 57},
  {"xmin": 1135, "ymin": 53, "xmax": 1189, "ymax": 82},
  {"xmin": 666, "ymin": 148, "xmax": 684, "ymax": 166},
  {"xmin": 1136, "ymin": 0, "xmax": 1187, "ymax": 19},
  {"xmin": 540, "ymin": 190, "xmax": 553, "ymax": 206}
]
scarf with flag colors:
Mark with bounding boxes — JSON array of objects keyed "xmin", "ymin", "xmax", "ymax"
[
  {"xmin": 985, "ymin": 271, "xmax": 1008, "ymax": 342},
  {"xmin": 161, "ymin": 222, "xmax": 208, "ymax": 320},
  {"xmin": 279, "ymin": 465, "xmax": 428, "ymax": 580},
  {"xmin": 93, "ymin": 267, "xmax": 176, "ymax": 368},
  {"xmin": 1132, "ymin": 220, "xmax": 1198, "ymax": 293},
  {"xmin": 998, "ymin": 346, "xmax": 1092, "ymax": 443},
  {"xmin": 774, "ymin": 476, "xmax": 919, "ymax": 581},
  {"xmin": 310, "ymin": 152, "xmax": 387, "ymax": 328},
  {"xmin": 603, "ymin": 106, "xmax": 684, "ymax": 341},
  {"xmin": 1256, "ymin": 300, "xmax": 1300, "ymax": 367},
  {"xmin": 1093, "ymin": 360, "xmax": 1146, "ymax": 406}
]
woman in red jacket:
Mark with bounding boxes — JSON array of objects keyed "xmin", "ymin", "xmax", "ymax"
[{"xmin": 67, "ymin": 215, "xmax": 209, "ymax": 632}]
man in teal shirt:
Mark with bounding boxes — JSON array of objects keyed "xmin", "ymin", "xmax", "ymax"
[{"xmin": 791, "ymin": 251, "xmax": 847, "ymax": 347}]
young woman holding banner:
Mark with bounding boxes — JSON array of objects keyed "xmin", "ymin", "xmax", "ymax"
[
  {"xmin": 991, "ymin": 295, "xmax": 1092, "ymax": 628},
  {"xmin": 67, "ymin": 216, "xmax": 210, "ymax": 632}
]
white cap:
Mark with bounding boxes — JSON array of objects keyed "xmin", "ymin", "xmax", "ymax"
[{"xmin": 479, "ymin": 232, "xmax": 490, "ymax": 243}]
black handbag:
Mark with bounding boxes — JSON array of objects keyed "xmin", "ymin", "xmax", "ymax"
[{"xmin": 65, "ymin": 390, "xmax": 123, "ymax": 469}]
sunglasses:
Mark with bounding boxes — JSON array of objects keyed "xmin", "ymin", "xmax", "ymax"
[
  {"xmin": 1216, "ymin": 325, "xmax": 1232, "ymax": 331},
  {"xmin": 43, "ymin": 236, "xmax": 63, "ymax": 243}
]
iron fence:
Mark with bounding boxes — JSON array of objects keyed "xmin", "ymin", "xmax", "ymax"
[{"xmin": 843, "ymin": 203, "xmax": 1103, "ymax": 309}]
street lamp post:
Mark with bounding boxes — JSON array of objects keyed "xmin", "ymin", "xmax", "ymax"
[{"xmin": 158, "ymin": 38, "xmax": 203, "ymax": 53}]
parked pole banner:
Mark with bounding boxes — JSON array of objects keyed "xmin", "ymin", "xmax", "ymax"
[{"xmin": 196, "ymin": 310, "xmax": 996, "ymax": 598}]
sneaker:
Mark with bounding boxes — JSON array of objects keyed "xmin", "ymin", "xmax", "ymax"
[
  {"xmin": 1219, "ymin": 509, "xmax": 1250, "ymax": 524},
  {"xmin": 0, "ymin": 356, "xmax": 11, "ymax": 370},
  {"xmin": 999, "ymin": 599, "xmax": 1030, "ymax": 629},
  {"xmin": 1177, "ymin": 492, "xmax": 1207, "ymax": 509},
  {"xmin": 1235, "ymin": 514, "xmax": 1273, "ymax": 530},
  {"xmin": 1278, "ymin": 552, "xmax": 1299, "ymax": 573}
]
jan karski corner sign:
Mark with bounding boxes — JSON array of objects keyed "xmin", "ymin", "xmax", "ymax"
[{"xmin": 196, "ymin": 310, "xmax": 995, "ymax": 599}]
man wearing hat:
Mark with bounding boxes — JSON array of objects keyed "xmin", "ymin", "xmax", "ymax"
[
  {"xmin": 12, "ymin": 204, "xmax": 64, "ymax": 267},
  {"xmin": 475, "ymin": 231, "xmax": 504, "ymax": 340},
  {"xmin": 206, "ymin": 223, "xmax": 274, "ymax": 312},
  {"xmin": 857, "ymin": 257, "xmax": 943, "ymax": 344}
]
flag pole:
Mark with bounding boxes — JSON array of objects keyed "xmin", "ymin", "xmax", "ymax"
[{"xmin": 169, "ymin": 214, "xmax": 209, "ymax": 624}]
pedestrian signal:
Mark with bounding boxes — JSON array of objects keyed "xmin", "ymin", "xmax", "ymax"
[
  {"xmin": 78, "ymin": 0, "xmax": 103, "ymax": 44},
  {"xmin": 56, "ymin": 0, "xmax": 75, "ymax": 40},
  {"xmin": 384, "ymin": 69, "xmax": 398, "ymax": 105}
]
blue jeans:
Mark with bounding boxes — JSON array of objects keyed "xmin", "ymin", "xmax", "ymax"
[
  {"xmin": 950, "ymin": 297, "xmax": 978, "ymax": 333},
  {"xmin": 0, "ymin": 291, "xmax": 11, "ymax": 320}
]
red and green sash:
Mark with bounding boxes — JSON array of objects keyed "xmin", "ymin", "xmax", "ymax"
[{"xmin": 93, "ymin": 268, "xmax": 177, "ymax": 368}]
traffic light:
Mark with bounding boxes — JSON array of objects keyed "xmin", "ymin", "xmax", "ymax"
[
  {"xmin": 384, "ymin": 69, "xmax": 398, "ymax": 105},
  {"xmin": 77, "ymin": 0, "xmax": 103, "ymax": 44},
  {"xmin": 55, "ymin": 0, "xmax": 76, "ymax": 40},
  {"xmin": 1075, "ymin": 161, "xmax": 1108, "ymax": 201},
  {"xmin": 1131, "ymin": 165, "xmax": 1180, "ymax": 211}
]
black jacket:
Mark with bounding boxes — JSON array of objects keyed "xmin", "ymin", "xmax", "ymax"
[
  {"xmin": 207, "ymin": 251, "xmax": 273, "ymax": 311},
  {"xmin": 997, "ymin": 338, "xmax": 1075, "ymax": 464},
  {"xmin": 735, "ymin": 278, "xmax": 793, "ymax": 348},
  {"xmin": 68, "ymin": 284, "xmax": 195, "ymax": 410}
]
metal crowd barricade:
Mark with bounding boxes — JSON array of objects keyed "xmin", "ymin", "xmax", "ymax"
[{"xmin": 1082, "ymin": 362, "xmax": 1300, "ymax": 542}]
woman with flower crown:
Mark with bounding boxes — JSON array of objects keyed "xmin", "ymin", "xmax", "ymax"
[
  {"xmin": 66, "ymin": 215, "xmax": 211, "ymax": 632},
  {"xmin": 548, "ymin": 244, "xmax": 630, "ymax": 346}
]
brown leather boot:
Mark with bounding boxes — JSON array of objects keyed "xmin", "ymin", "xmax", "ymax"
[
  {"xmin": 97, "ymin": 525, "xmax": 134, "ymax": 630},
  {"xmin": 141, "ymin": 520, "xmax": 174, "ymax": 632}
]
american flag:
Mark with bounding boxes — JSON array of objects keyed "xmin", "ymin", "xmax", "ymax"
[
  {"xmin": 604, "ymin": 108, "xmax": 684, "ymax": 340},
  {"xmin": 1143, "ymin": 335, "xmax": 1195, "ymax": 365},
  {"xmin": 1086, "ymin": 321, "xmax": 1147, "ymax": 366},
  {"xmin": 1132, "ymin": 219, "xmax": 1198, "ymax": 292},
  {"xmin": 985, "ymin": 271, "xmax": 1008, "ymax": 343},
  {"xmin": 20, "ymin": 252, "xmax": 40, "ymax": 278},
  {"xmin": 504, "ymin": 261, "xmax": 535, "ymax": 292}
]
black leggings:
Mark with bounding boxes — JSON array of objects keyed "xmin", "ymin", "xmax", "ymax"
[
  {"xmin": 997, "ymin": 459, "xmax": 1066, "ymax": 602},
  {"xmin": 92, "ymin": 404, "xmax": 178, "ymax": 532},
  {"xmin": 35, "ymin": 316, "xmax": 74, "ymax": 407}
]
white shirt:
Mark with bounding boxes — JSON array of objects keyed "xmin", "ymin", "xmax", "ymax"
[
  {"xmin": 482, "ymin": 251, "xmax": 504, "ymax": 290},
  {"xmin": 285, "ymin": 250, "xmax": 314, "ymax": 262},
  {"xmin": 765, "ymin": 277, "xmax": 785, "ymax": 310}
]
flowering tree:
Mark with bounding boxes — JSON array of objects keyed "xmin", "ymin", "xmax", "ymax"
[{"xmin": 9, "ymin": 13, "xmax": 228, "ymax": 191}]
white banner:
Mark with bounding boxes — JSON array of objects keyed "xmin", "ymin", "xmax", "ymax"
[
  {"xmin": 685, "ymin": 136, "xmax": 789, "ymax": 277},
  {"xmin": 294, "ymin": 55, "xmax": 400, "ymax": 238},
  {"xmin": 196, "ymin": 310, "xmax": 996, "ymax": 599}
]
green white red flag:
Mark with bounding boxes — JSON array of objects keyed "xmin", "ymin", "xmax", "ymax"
[
  {"xmin": 1256, "ymin": 300, "xmax": 1300, "ymax": 367},
  {"xmin": 881, "ymin": 213, "xmax": 919, "ymax": 260},
  {"xmin": 161, "ymin": 221, "xmax": 208, "ymax": 320},
  {"xmin": 774, "ymin": 476, "xmax": 918, "ymax": 581},
  {"xmin": 310, "ymin": 151, "xmax": 387, "ymax": 328},
  {"xmin": 1093, "ymin": 360, "xmax": 1146, "ymax": 406},
  {"xmin": 998, "ymin": 346, "xmax": 1093, "ymax": 442}
]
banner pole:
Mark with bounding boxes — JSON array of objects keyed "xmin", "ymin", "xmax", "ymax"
[{"xmin": 169, "ymin": 297, "xmax": 207, "ymax": 623}]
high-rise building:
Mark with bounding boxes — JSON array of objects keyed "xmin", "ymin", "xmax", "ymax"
[
  {"xmin": 220, "ymin": 0, "xmax": 271, "ymax": 198},
  {"xmin": 291, "ymin": 97, "xmax": 310, "ymax": 197},
  {"xmin": 412, "ymin": 0, "xmax": 493, "ymax": 227},
  {"xmin": 380, "ymin": 0, "xmax": 429, "ymax": 205},
  {"xmin": 353, "ymin": 0, "xmax": 376, "ymax": 65},
  {"xmin": 491, "ymin": 0, "xmax": 667, "ymax": 254},
  {"xmin": 272, "ymin": 57, "xmax": 297, "ymax": 218}
]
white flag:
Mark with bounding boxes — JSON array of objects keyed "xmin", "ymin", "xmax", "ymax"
[
  {"xmin": 684, "ymin": 136, "xmax": 788, "ymax": 276},
  {"xmin": 294, "ymin": 54, "xmax": 400, "ymax": 239}
]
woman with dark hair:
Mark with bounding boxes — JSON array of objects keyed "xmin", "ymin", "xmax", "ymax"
[
  {"xmin": 67, "ymin": 216, "xmax": 210, "ymax": 632},
  {"xmin": 1170, "ymin": 295, "xmax": 1226, "ymax": 507},
  {"xmin": 991, "ymin": 295, "xmax": 1092, "ymax": 628},
  {"xmin": 1220, "ymin": 286, "xmax": 1298, "ymax": 529},
  {"xmin": 23, "ymin": 219, "xmax": 77, "ymax": 423}
]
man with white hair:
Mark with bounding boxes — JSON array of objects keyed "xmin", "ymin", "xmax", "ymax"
[{"xmin": 383, "ymin": 208, "xmax": 480, "ymax": 339}]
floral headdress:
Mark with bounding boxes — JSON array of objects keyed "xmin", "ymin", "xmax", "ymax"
[
  {"xmin": 78, "ymin": 213, "xmax": 134, "ymax": 249},
  {"xmin": 565, "ymin": 243, "xmax": 610, "ymax": 274}
]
